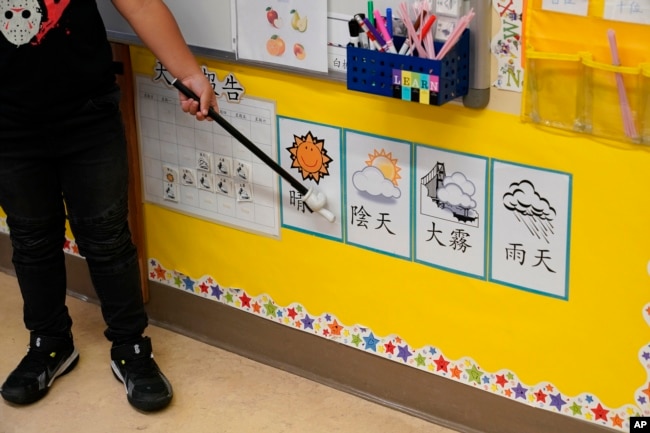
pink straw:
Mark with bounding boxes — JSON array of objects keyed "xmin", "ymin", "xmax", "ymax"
[
  {"xmin": 414, "ymin": 1, "xmax": 435, "ymax": 59},
  {"xmin": 398, "ymin": 2, "xmax": 426, "ymax": 57},
  {"xmin": 607, "ymin": 29, "xmax": 638, "ymax": 140}
]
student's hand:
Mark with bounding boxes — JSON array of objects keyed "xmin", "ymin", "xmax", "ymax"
[{"xmin": 177, "ymin": 73, "xmax": 218, "ymax": 121}]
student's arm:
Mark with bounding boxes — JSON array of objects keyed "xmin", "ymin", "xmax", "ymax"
[{"xmin": 111, "ymin": 0, "xmax": 217, "ymax": 120}]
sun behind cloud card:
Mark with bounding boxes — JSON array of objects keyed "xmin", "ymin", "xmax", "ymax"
[
  {"xmin": 344, "ymin": 131, "xmax": 413, "ymax": 260},
  {"xmin": 235, "ymin": 0, "xmax": 328, "ymax": 72}
]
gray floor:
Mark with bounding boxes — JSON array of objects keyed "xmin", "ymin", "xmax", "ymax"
[{"xmin": 0, "ymin": 271, "xmax": 462, "ymax": 433}]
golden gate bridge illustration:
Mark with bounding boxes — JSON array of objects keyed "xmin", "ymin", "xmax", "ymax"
[{"xmin": 420, "ymin": 162, "xmax": 478, "ymax": 224}]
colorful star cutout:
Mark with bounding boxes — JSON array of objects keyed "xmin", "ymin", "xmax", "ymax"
[
  {"xmin": 397, "ymin": 345, "xmax": 412, "ymax": 362},
  {"xmin": 512, "ymin": 383, "xmax": 528, "ymax": 400},
  {"xmin": 328, "ymin": 320, "xmax": 343, "ymax": 336},
  {"xmin": 569, "ymin": 402, "xmax": 582, "ymax": 415},
  {"xmin": 549, "ymin": 393, "xmax": 566, "ymax": 411},
  {"xmin": 264, "ymin": 301, "xmax": 277, "ymax": 317},
  {"xmin": 239, "ymin": 293, "xmax": 251, "ymax": 308},
  {"xmin": 466, "ymin": 365, "xmax": 483, "ymax": 384},
  {"xmin": 301, "ymin": 315, "xmax": 314, "ymax": 330},
  {"xmin": 434, "ymin": 355, "xmax": 450, "ymax": 372},
  {"xmin": 495, "ymin": 374, "xmax": 507, "ymax": 387},
  {"xmin": 363, "ymin": 333, "xmax": 380, "ymax": 352},
  {"xmin": 590, "ymin": 403, "xmax": 608, "ymax": 421},
  {"xmin": 210, "ymin": 285, "xmax": 223, "ymax": 299},
  {"xmin": 182, "ymin": 276, "xmax": 194, "ymax": 291},
  {"xmin": 153, "ymin": 264, "xmax": 166, "ymax": 280},
  {"xmin": 199, "ymin": 282, "xmax": 209, "ymax": 294}
]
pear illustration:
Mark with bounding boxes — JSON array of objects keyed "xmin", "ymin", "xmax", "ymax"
[{"xmin": 290, "ymin": 9, "xmax": 308, "ymax": 32}]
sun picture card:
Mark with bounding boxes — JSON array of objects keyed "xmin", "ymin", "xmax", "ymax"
[
  {"xmin": 277, "ymin": 117, "xmax": 343, "ymax": 240},
  {"xmin": 344, "ymin": 131, "xmax": 413, "ymax": 260},
  {"xmin": 235, "ymin": 0, "xmax": 329, "ymax": 73}
]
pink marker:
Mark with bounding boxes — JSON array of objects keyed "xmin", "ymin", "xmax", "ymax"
[{"xmin": 373, "ymin": 10, "xmax": 397, "ymax": 53}]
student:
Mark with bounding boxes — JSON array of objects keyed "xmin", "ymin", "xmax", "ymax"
[{"xmin": 0, "ymin": 0, "xmax": 216, "ymax": 411}]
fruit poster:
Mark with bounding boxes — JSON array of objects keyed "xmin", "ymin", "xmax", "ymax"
[{"xmin": 235, "ymin": 0, "xmax": 328, "ymax": 72}]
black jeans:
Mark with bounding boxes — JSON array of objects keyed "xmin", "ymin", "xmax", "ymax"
[{"xmin": 0, "ymin": 87, "xmax": 147, "ymax": 343}]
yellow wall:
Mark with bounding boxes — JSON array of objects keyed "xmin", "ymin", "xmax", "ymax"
[{"xmin": 130, "ymin": 40, "xmax": 649, "ymax": 431}]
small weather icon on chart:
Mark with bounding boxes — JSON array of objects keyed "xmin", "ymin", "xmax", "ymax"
[
  {"xmin": 286, "ymin": 131, "xmax": 332, "ymax": 184},
  {"xmin": 352, "ymin": 149, "xmax": 401, "ymax": 199}
]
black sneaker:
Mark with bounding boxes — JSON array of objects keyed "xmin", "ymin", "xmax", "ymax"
[
  {"xmin": 110, "ymin": 336, "xmax": 173, "ymax": 412},
  {"xmin": 1, "ymin": 333, "xmax": 79, "ymax": 405}
]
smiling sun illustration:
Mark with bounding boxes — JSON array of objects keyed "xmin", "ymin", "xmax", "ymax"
[
  {"xmin": 366, "ymin": 149, "xmax": 401, "ymax": 186},
  {"xmin": 287, "ymin": 131, "xmax": 332, "ymax": 184}
]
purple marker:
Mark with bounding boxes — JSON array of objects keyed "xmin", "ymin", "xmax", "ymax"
[{"xmin": 354, "ymin": 14, "xmax": 386, "ymax": 52}]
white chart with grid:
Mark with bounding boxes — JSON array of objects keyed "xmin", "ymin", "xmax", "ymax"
[{"xmin": 136, "ymin": 75, "xmax": 280, "ymax": 237}]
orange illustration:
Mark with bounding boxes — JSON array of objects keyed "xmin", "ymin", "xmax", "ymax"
[{"xmin": 266, "ymin": 35, "xmax": 285, "ymax": 56}]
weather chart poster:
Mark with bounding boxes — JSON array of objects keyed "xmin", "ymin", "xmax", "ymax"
[
  {"xmin": 235, "ymin": 0, "xmax": 328, "ymax": 72},
  {"xmin": 278, "ymin": 117, "xmax": 343, "ymax": 240},
  {"xmin": 489, "ymin": 161, "xmax": 572, "ymax": 299}
]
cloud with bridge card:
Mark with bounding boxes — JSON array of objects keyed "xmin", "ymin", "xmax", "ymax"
[{"xmin": 502, "ymin": 179, "xmax": 556, "ymax": 243}]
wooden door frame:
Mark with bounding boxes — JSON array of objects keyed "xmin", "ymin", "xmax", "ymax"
[{"xmin": 111, "ymin": 42, "xmax": 149, "ymax": 302}]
